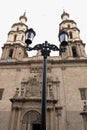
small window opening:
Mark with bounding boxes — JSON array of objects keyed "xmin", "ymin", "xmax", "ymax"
[
  {"xmin": 79, "ymin": 88, "xmax": 87, "ymax": 100},
  {"xmin": 9, "ymin": 49, "xmax": 13, "ymax": 58},
  {"xmin": 68, "ymin": 24, "xmax": 70, "ymax": 28},
  {"xmin": 14, "ymin": 34, "xmax": 17, "ymax": 41},
  {"xmin": 0, "ymin": 89, "xmax": 4, "ymax": 100},
  {"xmin": 69, "ymin": 31, "xmax": 73, "ymax": 39},
  {"xmin": 17, "ymin": 27, "xmax": 19, "ymax": 31},
  {"xmin": 72, "ymin": 46, "xmax": 78, "ymax": 57}
]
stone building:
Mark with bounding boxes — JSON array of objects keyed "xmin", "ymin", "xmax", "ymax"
[{"xmin": 0, "ymin": 11, "xmax": 87, "ymax": 130}]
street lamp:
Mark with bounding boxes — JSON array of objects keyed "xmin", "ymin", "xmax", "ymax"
[{"xmin": 25, "ymin": 28, "xmax": 69, "ymax": 130}]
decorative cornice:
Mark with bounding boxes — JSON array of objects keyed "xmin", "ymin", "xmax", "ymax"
[
  {"xmin": 60, "ymin": 27, "xmax": 80, "ymax": 32},
  {"xmin": 59, "ymin": 20, "xmax": 76, "ymax": 26},
  {"xmin": 10, "ymin": 97, "xmax": 57, "ymax": 104},
  {"xmin": 0, "ymin": 58, "xmax": 87, "ymax": 66},
  {"xmin": 2, "ymin": 43, "xmax": 26, "ymax": 48},
  {"xmin": 11, "ymin": 22, "xmax": 28, "ymax": 28},
  {"xmin": 8, "ymin": 30, "xmax": 25, "ymax": 35}
]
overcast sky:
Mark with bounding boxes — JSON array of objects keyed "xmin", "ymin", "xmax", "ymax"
[{"xmin": 0, "ymin": 0, "xmax": 87, "ymax": 56}]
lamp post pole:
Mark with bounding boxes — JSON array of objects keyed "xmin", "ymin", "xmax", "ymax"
[
  {"xmin": 40, "ymin": 41, "xmax": 51, "ymax": 130},
  {"xmin": 25, "ymin": 28, "xmax": 68, "ymax": 130},
  {"xmin": 41, "ymin": 50, "xmax": 47, "ymax": 130}
]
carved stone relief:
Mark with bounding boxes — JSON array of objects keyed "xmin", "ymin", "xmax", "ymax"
[
  {"xmin": 20, "ymin": 74, "xmax": 42, "ymax": 97},
  {"xmin": 13, "ymin": 73, "xmax": 60, "ymax": 100}
]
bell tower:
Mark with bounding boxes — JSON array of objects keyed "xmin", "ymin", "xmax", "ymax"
[
  {"xmin": 59, "ymin": 11, "xmax": 86, "ymax": 59},
  {"xmin": 1, "ymin": 13, "xmax": 28, "ymax": 61}
]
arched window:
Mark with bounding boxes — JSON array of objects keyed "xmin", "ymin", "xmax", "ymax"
[
  {"xmin": 17, "ymin": 27, "xmax": 19, "ymax": 31},
  {"xmin": 9, "ymin": 49, "xmax": 13, "ymax": 58},
  {"xmin": 68, "ymin": 24, "xmax": 70, "ymax": 28},
  {"xmin": 72, "ymin": 46, "xmax": 78, "ymax": 57},
  {"xmin": 69, "ymin": 31, "xmax": 73, "ymax": 39},
  {"xmin": 14, "ymin": 34, "xmax": 17, "ymax": 41},
  {"xmin": 22, "ymin": 110, "xmax": 41, "ymax": 130}
]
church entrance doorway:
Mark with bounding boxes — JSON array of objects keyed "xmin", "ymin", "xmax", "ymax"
[
  {"xmin": 32, "ymin": 124, "xmax": 41, "ymax": 130},
  {"xmin": 22, "ymin": 110, "xmax": 41, "ymax": 130}
]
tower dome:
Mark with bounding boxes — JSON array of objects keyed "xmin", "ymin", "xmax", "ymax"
[
  {"xmin": 61, "ymin": 10, "xmax": 69, "ymax": 20},
  {"xmin": 19, "ymin": 12, "xmax": 27, "ymax": 23}
]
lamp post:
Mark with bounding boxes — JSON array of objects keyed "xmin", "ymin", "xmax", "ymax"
[{"xmin": 25, "ymin": 28, "xmax": 69, "ymax": 130}]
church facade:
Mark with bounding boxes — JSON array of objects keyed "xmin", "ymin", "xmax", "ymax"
[{"xmin": 0, "ymin": 11, "xmax": 87, "ymax": 130}]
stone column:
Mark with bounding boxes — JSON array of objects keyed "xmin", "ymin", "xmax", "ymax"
[
  {"xmin": 47, "ymin": 108, "xmax": 51, "ymax": 130},
  {"xmin": 53, "ymin": 106, "xmax": 56, "ymax": 130},
  {"xmin": 56, "ymin": 111, "xmax": 59, "ymax": 130},
  {"xmin": 77, "ymin": 44, "xmax": 81, "ymax": 56},
  {"xmin": 16, "ymin": 107, "xmax": 22, "ymax": 130},
  {"xmin": 67, "ymin": 44, "xmax": 72, "ymax": 57},
  {"xmin": 56, "ymin": 109, "xmax": 62, "ymax": 130},
  {"xmin": 50, "ymin": 108, "xmax": 54, "ymax": 130},
  {"xmin": 12, "ymin": 46, "xmax": 17, "ymax": 58},
  {"xmin": 9, "ymin": 108, "xmax": 16, "ymax": 130},
  {"xmin": 84, "ymin": 117, "xmax": 87, "ymax": 130},
  {"xmin": 1, "ymin": 47, "xmax": 8, "ymax": 59}
]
